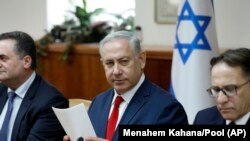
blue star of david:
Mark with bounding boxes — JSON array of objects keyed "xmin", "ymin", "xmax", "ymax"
[{"xmin": 175, "ymin": 0, "xmax": 211, "ymax": 64}]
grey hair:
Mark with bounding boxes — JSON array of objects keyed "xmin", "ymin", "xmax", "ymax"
[{"xmin": 98, "ymin": 30, "xmax": 141, "ymax": 57}]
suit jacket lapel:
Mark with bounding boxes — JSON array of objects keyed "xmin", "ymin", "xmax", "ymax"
[
  {"xmin": 112, "ymin": 79, "xmax": 150, "ymax": 141},
  {"xmin": 210, "ymin": 109, "xmax": 225, "ymax": 125},
  {"xmin": 246, "ymin": 117, "xmax": 250, "ymax": 125},
  {"xmin": 0, "ymin": 88, "xmax": 8, "ymax": 115},
  {"xmin": 11, "ymin": 75, "xmax": 41, "ymax": 140},
  {"xmin": 97, "ymin": 90, "xmax": 115, "ymax": 138},
  {"xmin": 213, "ymin": 118, "xmax": 225, "ymax": 125},
  {"xmin": 119, "ymin": 79, "xmax": 150, "ymax": 124}
]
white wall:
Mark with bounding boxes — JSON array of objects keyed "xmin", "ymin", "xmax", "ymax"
[
  {"xmin": 46, "ymin": 0, "xmax": 135, "ymax": 31},
  {"xmin": 136, "ymin": 0, "xmax": 250, "ymax": 48},
  {"xmin": 0, "ymin": 0, "xmax": 47, "ymax": 40},
  {"xmin": 214, "ymin": 0, "xmax": 250, "ymax": 48},
  {"xmin": 1, "ymin": 0, "xmax": 250, "ymax": 49},
  {"xmin": 135, "ymin": 0, "xmax": 177, "ymax": 47}
]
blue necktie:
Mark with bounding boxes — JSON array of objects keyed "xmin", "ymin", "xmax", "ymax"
[{"xmin": 0, "ymin": 92, "xmax": 16, "ymax": 141}]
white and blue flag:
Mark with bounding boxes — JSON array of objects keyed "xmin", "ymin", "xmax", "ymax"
[{"xmin": 170, "ymin": 0, "xmax": 219, "ymax": 123}]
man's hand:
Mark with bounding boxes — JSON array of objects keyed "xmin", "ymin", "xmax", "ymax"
[{"xmin": 63, "ymin": 135, "xmax": 71, "ymax": 141}]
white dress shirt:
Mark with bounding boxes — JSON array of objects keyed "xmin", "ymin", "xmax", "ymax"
[
  {"xmin": 226, "ymin": 112, "xmax": 250, "ymax": 125},
  {"xmin": 109, "ymin": 73, "xmax": 145, "ymax": 129},
  {"xmin": 0, "ymin": 72, "xmax": 36, "ymax": 141}
]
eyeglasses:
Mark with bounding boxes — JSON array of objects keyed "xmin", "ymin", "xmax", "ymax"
[{"xmin": 207, "ymin": 80, "xmax": 250, "ymax": 97}]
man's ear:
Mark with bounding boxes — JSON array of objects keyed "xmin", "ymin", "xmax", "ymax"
[
  {"xmin": 139, "ymin": 51, "xmax": 146, "ymax": 69},
  {"xmin": 23, "ymin": 55, "xmax": 32, "ymax": 69}
]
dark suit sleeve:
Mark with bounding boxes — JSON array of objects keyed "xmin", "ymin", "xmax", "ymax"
[
  {"xmin": 192, "ymin": 106, "xmax": 222, "ymax": 125},
  {"xmin": 157, "ymin": 100, "xmax": 188, "ymax": 124},
  {"xmin": 193, "ymin": 111, "xmax": 200, "ymax": 124},
  {"xmin": 25, "ymin": 94, "xmax": 68, "ymax": 141}
]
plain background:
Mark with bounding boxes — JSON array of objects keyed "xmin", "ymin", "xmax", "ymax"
[{"xmin": 0, "ymin": 0, "xmax": 249, "ymax": 49}]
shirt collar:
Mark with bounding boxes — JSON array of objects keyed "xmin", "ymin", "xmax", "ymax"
[
  {"xmin": 8, "ymin": 71, "xmax": 36, "ymax": 99},
  {"xmin": 113, "ymin": 73, "xmax": 145, "ymax": 104},
  {"xmin": 226, "ymin": 112, "xmax": 250, "ymax": 125}
]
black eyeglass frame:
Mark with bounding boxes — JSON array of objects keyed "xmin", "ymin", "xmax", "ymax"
[{"xmin": 207, "ymin": 79, "xmax": 250, "ymax": 97}]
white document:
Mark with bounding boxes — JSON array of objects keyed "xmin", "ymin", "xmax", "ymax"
[{"xmin": 52, "ymin": 103, "xmax": 96, "ymax": 141}]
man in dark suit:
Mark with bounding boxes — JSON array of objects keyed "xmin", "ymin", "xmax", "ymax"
[
  {"xmin": 64, "ymin": 31, "xmax": 188, "ymax": 141},
  {"xmin": 0, "ymin": 31, "xmax": 69, "ymax": 141},
  {"xmin": 193, "ymin": 48, "xmax": 250, "ymax": 125}
]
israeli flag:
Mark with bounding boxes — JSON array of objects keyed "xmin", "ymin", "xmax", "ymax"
[{"xmin": 171, "ymin": 0, "xmax": 219, "ymax": 123}]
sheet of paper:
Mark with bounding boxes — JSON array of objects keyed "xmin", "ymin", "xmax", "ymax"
[{"xmin": 52, "ymin": 103, "xmax": 96, "ymax": 141}]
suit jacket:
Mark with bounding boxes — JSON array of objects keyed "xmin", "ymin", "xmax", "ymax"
[
  {"xmin": 193, "ymin": 106, "xmax": 250, "ymax": 125},
  {"xmin": 88, "ymin": 78, "xmax": 188, "ymax": 141},
  {"xmin": 0, "ymin": 74, "xmax": 69, "ymax": 141}
]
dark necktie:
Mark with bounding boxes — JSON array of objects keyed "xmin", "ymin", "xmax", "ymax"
[
  {"xmin": 229, "ymin": 121, "xmax": 236, "ymax": 125},
  {"xmin": 106, "ymin": 96, "xmax": 123, "ymax": 141},
  {"xmin": 0, "ymin": 92, "xmax": 16, "ymax": 141}
]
